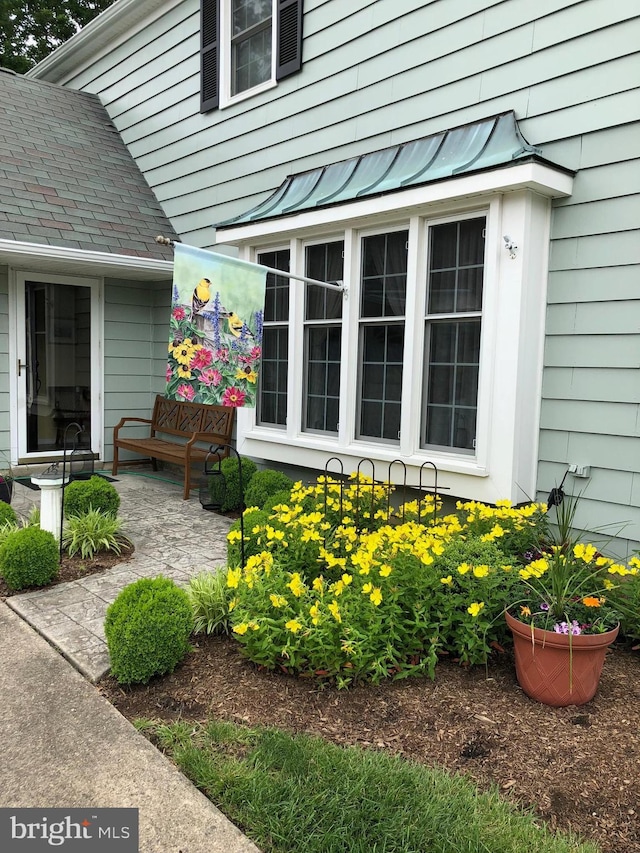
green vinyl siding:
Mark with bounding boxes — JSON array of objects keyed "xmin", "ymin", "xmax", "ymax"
[
  {"xmin": 46, "ymin": 0, "xmax": 640, "ymax": 551},
  {"xmin": 103, "ymin": 278, "xmax": 168, "ymax": 463},
  {"xmin": 0, "ymin": 266, "xmax": 9, "ymax": 460}
]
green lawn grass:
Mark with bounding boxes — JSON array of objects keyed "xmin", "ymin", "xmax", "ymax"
[{"xmin": 136, "ymin": 718, "xmax": 599, "ymax": 853}]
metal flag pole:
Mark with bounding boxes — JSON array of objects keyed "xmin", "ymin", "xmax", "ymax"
[{"xmin": 156, "ymin": 235, "xmax": 346, "ymax": 295}]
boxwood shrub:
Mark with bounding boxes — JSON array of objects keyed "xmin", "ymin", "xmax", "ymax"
[
  {"xmin": 64, "ymin": 475, "xmax": 120, "ymax": 518},
  {"xmin": 0, "ymin": 526, "xmax": 59, "ymax": 590},
  {"xmin": 244, "ymin": 469, "xmax": 294, "ymax": 511},
  {"xmin": 104, "ymin": 576, "xmax": 193, "ymax": 684}
]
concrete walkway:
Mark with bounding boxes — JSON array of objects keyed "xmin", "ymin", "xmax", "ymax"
[
  {"xmin": 0, "ymin": 603, "xmax": 259, "ymax": 853},
  {"xmin": 1, "ymin": 469, "xmax": 259, "ymax": 853},
  {"xmin": 7, "ymin": 470, "xmax": 233, "ymax": 682}
]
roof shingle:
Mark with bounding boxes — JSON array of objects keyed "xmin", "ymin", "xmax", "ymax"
[{"xmin": 0, "ymin": 70, "xmax": 177, "ymax": 260}]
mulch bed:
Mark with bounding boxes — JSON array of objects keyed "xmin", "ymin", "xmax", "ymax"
[
  {"xmin": 99, "ymin": 633, "xmax": 640, "ymax": 853},
  {"xmin": 0, "ymin": 546, "xmax": 134, "ymax": 600}
]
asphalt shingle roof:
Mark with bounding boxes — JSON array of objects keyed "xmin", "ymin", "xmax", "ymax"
[{"xmin": 0, "ymin": 69, "xmax": 177, "ymax": 260}]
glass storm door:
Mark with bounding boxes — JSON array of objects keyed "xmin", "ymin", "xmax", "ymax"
[{"xmin": 17, "ymin": 278, "xmax": 94, "ymax": 458}]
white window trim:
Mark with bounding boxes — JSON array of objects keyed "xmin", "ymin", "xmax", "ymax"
[
  {"xmin": 219, "ymin": 165, "xmax": 571, "ymax": 504},
  {"xmin": 219, "ymin": 0, "xmax": 278, "ymax": 110},
  {"xmin": 8, "ymin": 269, "xmax": 104, "ymax": 465}
]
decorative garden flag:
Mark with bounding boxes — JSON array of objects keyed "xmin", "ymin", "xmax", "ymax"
[{"xmin": 166, "ymin": 244, "xmax": 266, "ymax": 407}]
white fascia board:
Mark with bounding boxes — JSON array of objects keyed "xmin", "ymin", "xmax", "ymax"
[
  {"xmin": 27, "ymin": 0, "xmax": 181, "ymax": 85},
  {"xmin": 216, "ymin": 161, "xmax": 574, "ymax": 246},
  {"xmin": 0, "ymin": 239, "xmax": 173, "ymax": 281}
]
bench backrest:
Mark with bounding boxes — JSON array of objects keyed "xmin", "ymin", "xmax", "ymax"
[{"xmin": 152, "ymin": 396, "xmax": 235, "ymax": 443}]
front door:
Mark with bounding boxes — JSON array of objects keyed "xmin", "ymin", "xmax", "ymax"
[{"xmin": 13, "ymin": 272, "xmax": 101, "ymax": 462}]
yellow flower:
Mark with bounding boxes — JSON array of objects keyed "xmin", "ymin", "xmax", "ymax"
[
  {"xmin": 309, "ymin": 603, "xmax": 321, "ymax": 625},
  {"xmin": 457, "ymin": 563, "xmax": 471, "ymax": 575},
  {"xmin": 227, "ymin": 529, "xmax": 242, "ymax": 543},
  {"xmin": 473, "ymin": 564, "xmax": 490, "ymax": 578},
  {"xmin": 520, "ymin": 605, "xmax": 531, "ymax": 617},
  {"xmin": 312, "ymin": 576, "xmax": 324, "ymax": 593},
  {"xmin": 228, "ymin": 597, "xmax": 237, "ymax": 612},
  {"xmin": 287, "ymin": 573, "xmax": 306, "ymax": 597},
  {"xmin": 574, "ymin": 543, "xmax": 597, "ymax": 564},
  {"xmin": 341, "ymin": 573, "xmax": 353, "ymax": 586},
  {"xmin": 226, "ymin": 567, "xmax": 241, "ymax": 589},
  {"xmin": 248, "ymin": 621, "xmax": 260, "ymax": 631},
  {"xmin": 440, "ymin": 575, "xmax": 453, "ymax": 586},
  {"xmin": 233, "ymin": 623, "xmax": 249, "ymax": 635},
  {"xmin": 467, "ymin": 602, "xmax": 485, "ymax": 618},
  {"xmin": 328, "ymin": 600, "xmax": 342, "ymax": 623},
  {"xmin": 369, "ymin": 587, "xmax": 383, "ymax": 606},
  {"xmin": 285, "ymin": 619, "xmax": 302, "ymax": 634},
  {"xmin": 176, "ymin": 365, "xmax": 192, "ymax": 379},
  {"xmin": 603, "ymin": 578, "xmax": 615, "ymax": 590},
  {"xmin": 379, "ymin": 564, "xmax": 393, "ymax": 577},
  {"xmin": 362, "ymin": 582, "xmax": 373, "ymax": 594},
  {"xmin": 269, "ymin": 594, "xmax": 287, "ymax": 608}
]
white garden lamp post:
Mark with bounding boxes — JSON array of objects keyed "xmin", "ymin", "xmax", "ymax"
[{"xmin": 31, "ymin": 465, "xmax": 69, "ymax": 541}]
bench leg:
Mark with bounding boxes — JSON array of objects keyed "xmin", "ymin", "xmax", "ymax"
[
  {"xmin": 112, "ymin": 445, "xmax": 119, "ymax": 476},
  {"xmin": 151, "ymin": 457, "xmax": 158, "ymax": 472},
  {"xmin": 183, "ymin": 465, "xmax": 191, "ymax": 500}
]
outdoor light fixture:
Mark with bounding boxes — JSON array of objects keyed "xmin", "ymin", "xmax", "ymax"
[{"xmin": 503, "ymin": 235, "xmax": 518, "ymax": 258}]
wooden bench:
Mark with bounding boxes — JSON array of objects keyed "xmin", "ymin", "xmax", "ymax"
[{"xmin": 112, "ymin": 395, "xmax": 235, "ymax": 499}]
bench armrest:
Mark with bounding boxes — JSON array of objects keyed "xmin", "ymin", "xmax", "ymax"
[{"xmin": 114, "ymin": 417, "xmax": 152, "ymax": 441}]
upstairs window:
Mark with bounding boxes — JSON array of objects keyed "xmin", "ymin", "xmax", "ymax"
[{"xmin": 201, "ymin": 0, "xmax": 303, "ymax": 111}]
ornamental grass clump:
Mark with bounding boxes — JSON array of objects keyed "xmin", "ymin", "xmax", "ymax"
[
  {"xmin": 105, "ymin": 577, "xmax": 193, "ymax": 684},
  {"xmin": 62, "ymin": 509, "xmax": 131, "ymax": 559},
  {"xmin": 187, "ymin": 569, "xmax": 233, "ymax": 635}
]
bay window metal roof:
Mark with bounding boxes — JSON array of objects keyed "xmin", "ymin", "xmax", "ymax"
[{"xmin": 216, "ymin": 111, "xmax": 547, "ymax": 228}]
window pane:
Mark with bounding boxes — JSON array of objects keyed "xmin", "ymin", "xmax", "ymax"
[
  {"xmin": 305, "ymin": 242, "xmax": 344, "ymax": 320},
  {"xmin": 259, "ymin": 250, "xmax": 289, "ymax": 322},
  {"xmin": 361, "ymin": 231, "xmax": 407, "ymax": 318},
  {"xmin": 423, "ymin": 319, "xmax": 480, "ymax": 451},
  {"xmin": 358, "ymin": 324, "xmax": 404, "ymax": 443},
  {"xmin": 428, "ymin": 218, "xmax": 485, "ymax": 314},
  {"xmin": 303, "ymin": 324, "xmax": 341, "ymax": 434},
  {"xmin": 232, "ymin": 0, "xmax": 271, "ymax": 34},
  {"xmin": 459, "ymin": 218, "xmax": 485, "ymax": 266}
]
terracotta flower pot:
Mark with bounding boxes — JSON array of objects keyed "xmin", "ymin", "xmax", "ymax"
[{"xmin": 505, "ymin": 610, "xmax": 619, "ymax": 707}]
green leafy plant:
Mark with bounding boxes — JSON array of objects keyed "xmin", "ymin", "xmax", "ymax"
[
  {"xmin": 104, "ymin": 577, "xmax": 193, "ymax": 684},
  {"xmin": 607, "ymin": 556, "xmax": 640, "ymax": 641},
  {"xmin": 0, "ymin": 501, "xmax": 17, "ymax": 526},
  {"xmin": 262, "ymin": 488, "xmax": 295, "ymax": 515},
  {"xmin": 244, "ymin": 469, "xmax": 294, "ymax": 510},
  {"xmin": 64, "ymin": 475, "xmax": 120, "ymax": 518},
  {"xmin": 211, "ymin": 456, "xmax": 257, "ymax": 513},
  {"xmin": 186, "ymin": 569, "xmax": 233, "ymax": 635},
  {"xmin": 62, "ymin": 509, "xmax": 131, "ymax": 559},
  {"xmin": 0, "ymin": 526, "xmax": 59, "ymax": 590}
]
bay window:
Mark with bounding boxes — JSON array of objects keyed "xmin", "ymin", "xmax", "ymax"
[{"xmin": 220, "ymin": 155, "xmax": 571, "ymax": 503}]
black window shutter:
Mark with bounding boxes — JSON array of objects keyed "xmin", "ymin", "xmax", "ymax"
[
  {"xmin": 276, "ymin": 0, "xmax": 303, "ymax": 81},
  {"xmin": 201, "ymin": 0, "xmax": 220, "ymax": 112}
]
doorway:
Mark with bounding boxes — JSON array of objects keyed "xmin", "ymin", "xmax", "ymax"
[{"xmin": 13, "ymin": 272, "xmax": 101, "ymax": 462}]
